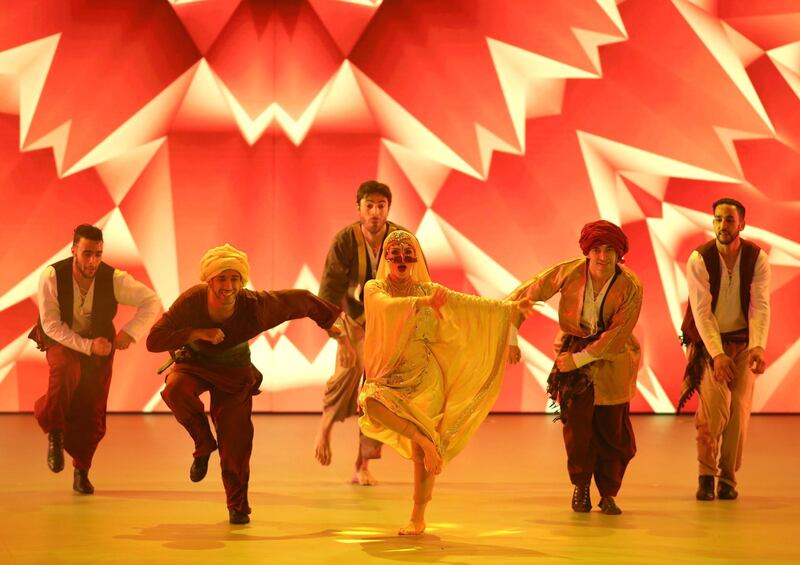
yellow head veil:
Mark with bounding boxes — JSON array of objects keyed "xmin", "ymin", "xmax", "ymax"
[{"xmin": 375, "ymin": 230, "xmax": 431, "ymax": 283}]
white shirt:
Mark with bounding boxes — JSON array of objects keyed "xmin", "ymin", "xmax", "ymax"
[
  {"xmin": 686, "ymin": 247, "xmax": 770, "ymax": 359},
  {"xmin": 37, "ymin": 265, "xmax": 161, "ymax": 355},
  {"xmin": 572, "ymin": 273, "xmax": 614, "ymax": 368},
  {"xmin": 366, "ymin": 244, "xmax": 380, "ymax": 278}
]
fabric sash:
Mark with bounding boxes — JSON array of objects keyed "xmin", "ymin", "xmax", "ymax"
[
  {"xmin": 186, "ymin": 341, "xmax": 251, "ymax": 368},
  {"xmin": 676, "ymin": 327, "xmax": 749, "ymax": 412}
]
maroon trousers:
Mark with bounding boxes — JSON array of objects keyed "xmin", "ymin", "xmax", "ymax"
[
  {"xmin": 161, "ymin": 366, "xmax": 254, "ymax": 515},
  {"xmin": 561, "ymin": 386, "xmax": 636, "ymax": 497},
  {"xmin": 34, "ymin": 344, "xmax": 115, "ymax": 471}
]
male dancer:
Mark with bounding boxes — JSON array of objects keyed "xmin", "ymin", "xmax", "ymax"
[
  {"xmin": 147, "ymin": 243, "xmax": 339, "ymax": 524},
  {"xmin": 314, "ymin": 180, "xmax": 407, "ymax": 486},
  {"xmin": 509, "ymin": 220, "xmax": 642, "ymax": 515},
  {"xmin": 679, "ymin": 198, "xmax": 770, "ymax": 501},
  {"xmin": 31, "ymin": 224, "xmax": 160, "ymax": 494}
]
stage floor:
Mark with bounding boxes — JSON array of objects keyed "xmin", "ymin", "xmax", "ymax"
[{"xmin": 1, "ymin": 413, "xmax": 798, "ymax": 564}]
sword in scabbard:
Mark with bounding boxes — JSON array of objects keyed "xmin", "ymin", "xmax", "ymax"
[{"xmin": 157, "ymin": 350, "xmax": 178, "ymax": 375}]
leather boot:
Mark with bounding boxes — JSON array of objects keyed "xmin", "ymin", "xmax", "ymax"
[
  {"xmin": 229, "ymin": 509, "xmax": 250, "ymax": 524},
  {"xmin": 73, "ymin": 468, "xmax": 94, "ymax": 495},
  {"xmin": 717, "ymin": 481, "xmax": 738, "ymax": 500},
  {"xmin": 598, "ymin": 496, "xmax": 622, "ymax": 515},
  {"xmin": 190, "ymin": 455, "xmax": 210, "ymax": 482},
  {"xmin": 696, "ymin": 475, "xmax": 715, "ymax": 501},
  {"xmin": 571, "ymin": 483, "xmax": 591, "ymax": 512},
  {"xmin": 47, "ymin": 431, "xmax": 64, "ymax": 473}
]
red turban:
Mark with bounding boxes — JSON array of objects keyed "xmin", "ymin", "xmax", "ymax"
[{"xmin": 578, "ymin": 220, "xmax": 629, "ymax": 261}]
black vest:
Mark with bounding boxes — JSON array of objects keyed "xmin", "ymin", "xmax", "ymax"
[
  {"xmin": 29, "ymin": 258, "xmax": 118, "ymax": 350},
  {"xmin": 680, "ymin": 238, "xmax": 760, "ymax": 344}
]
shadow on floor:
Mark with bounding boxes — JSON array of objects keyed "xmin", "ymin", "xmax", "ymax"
[
  {"xmin": 116, "ymin": 522, "xmax": 338, "ymax": 550},
  {"xmin": 356, "ymin": 533, "xmax": 549, "ymax": 563}
]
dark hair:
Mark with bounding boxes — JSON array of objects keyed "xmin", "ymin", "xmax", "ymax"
[
  {"xmin": 73, "ymin": 224, "xmax": 103, "ymax": 245},
  {"xmin": 712, "ymin": 198, "xmax": 745, "ymax": 219},
  {"xmin": 356, "ymin": 180, "xmax": 392, "ymax": 206}
]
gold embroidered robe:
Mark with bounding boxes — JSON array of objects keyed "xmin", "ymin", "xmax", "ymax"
[{"xmin": 358, "ymin": 280, "xmax": 512, "ymax": 463}]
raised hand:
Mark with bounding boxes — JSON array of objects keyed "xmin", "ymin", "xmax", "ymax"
[
  {"xmin": 427, "ymin": 287, "xmax": 448, "ymax": 319},
  {"xmin": 512, "ymin": 296, "xmax": 534, "ymax": 319}
]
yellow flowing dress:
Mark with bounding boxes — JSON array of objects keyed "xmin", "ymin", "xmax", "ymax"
[{"xmin": 358, "ymin": 278, "xmax": 513, "ymax": 464}]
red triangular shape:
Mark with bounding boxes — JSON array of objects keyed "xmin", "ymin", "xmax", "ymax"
[
  {"xmin": 307, "ymin": 0, "xmax": 381, "ymax": 56},
  {"xmin": 172, "ymin": 0, "xmax": 241, "ymax": 54}
]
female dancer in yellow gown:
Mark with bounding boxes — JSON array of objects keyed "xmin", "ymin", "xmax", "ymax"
[{"xmin": 358, "ymin": 230, "xmax": 531, "ymax": 535}]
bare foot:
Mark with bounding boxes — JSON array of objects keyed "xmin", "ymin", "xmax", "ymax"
[
  {"xmin": 398, "ymin": 520, "xmax": 426, "ymax": 535},
  {"xmin": 350, "ymin": 467, "xmax": 379, "ymax": 486},
  {"xmin": 314, "ymin": 428, "xmax": 332, "ymax": 466}
]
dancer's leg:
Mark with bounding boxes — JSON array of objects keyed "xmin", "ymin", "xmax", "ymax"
[
  {"xmin": 352, "ymin": 433, "xmax": 382, "ymax": 486},
  {"xmin": 399, "ymin": 445, "xmax": 435, "ymax": 535},
  {"xmin": 63, "ymin": 353, "xmax": 114, "ymax": 471},
  {"xmin": 364, "ymin": 398, "xmax": 442, "ymax": 474},
  {"xmin": 210, "ymin": 387, "xmax": 254, "ymax": 516},
  {"xmin": 314, "ymin": 406, "xmax": 337, "ymax": 466},
  {"xmin": 161, "ymin": 370, "xmax": 216, "ymax": 458},
  {"xmin": 315, "ymin": 316, "xmax": 365, "ymax": 467},
  {"xmin": 719, "ymin": 344, "xmax": 754, "ymax": 489}
]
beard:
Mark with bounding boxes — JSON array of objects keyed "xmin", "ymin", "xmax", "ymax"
[{"xmin": 75, "ymin": 263, "xmax": 97, "ymax": 279}]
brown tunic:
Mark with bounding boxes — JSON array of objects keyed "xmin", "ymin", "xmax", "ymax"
[
  {"xmin": 147, "ymin": 285, "xmax": 340, "ymax": 394},
  {"xmin": 318, "ymin": 221, "xmax": 406, "ymax": 325},
  {"xmin": 147, "ymin": 285, "xmax": 338, "ymax": 515}
]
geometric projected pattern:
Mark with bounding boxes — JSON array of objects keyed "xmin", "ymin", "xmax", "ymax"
[{"xmin": 0, "ymin": 0, "xmax": 797, "ymax": 413}]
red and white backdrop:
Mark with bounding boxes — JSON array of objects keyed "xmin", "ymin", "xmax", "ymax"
[{"xmin": 0, "ymin": 0, "xmax": 798, "ymax": 413}]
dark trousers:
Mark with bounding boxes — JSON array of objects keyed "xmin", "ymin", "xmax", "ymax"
[
  {"xmin": 34, "ymin": 344, "xmax": 115, "ymax": 470},
  {"xmin": 161, "ymin": 367, "xmax": 254, "ymax": 514},
  {"xmin": 562, "ymin": 386, "xmax": 636, "ymax": 497}
]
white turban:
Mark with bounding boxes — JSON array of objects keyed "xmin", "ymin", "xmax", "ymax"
[{"xmin": 199, "ymin": 243, "xmax": 250, "ymax": 285}]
